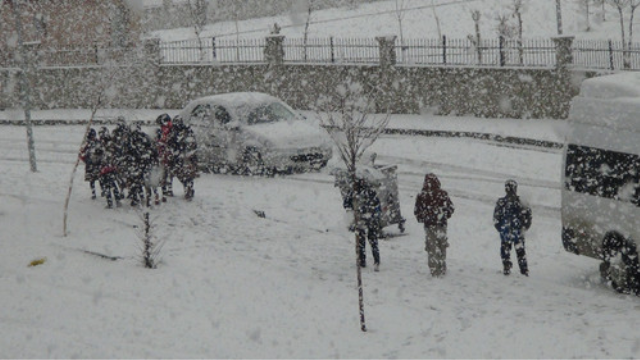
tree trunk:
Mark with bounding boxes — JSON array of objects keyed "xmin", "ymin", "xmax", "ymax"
[
  {"xmin": 473, "ymin": 11, "xmax": 482, "ymax": 64},
  {"xmin": 517, "ymin": 9, "xmax": 523, "ymax": 65},
  {"xmin": 351, "ymin": 169, "xmax": 367, "ymax": 332},
  {"xmin": 556, "ymin": 0, "xmax": 563, "ymax": 35},
  {"xmin": 431, "ymin": 0, "xmax": 442, "ymax": 39},
  {"xmin": 617, "ymin": 5, "xmax": 628, "ymax": 69},
  {"xmin": 304, "ymin": 2, "xmax": 312, "ymax": 62},
  {"xmin": 63, "ymin": 104, "xmax": 102, "ymax": 237},
  {"xmin": 627, "ymin": 4, "xmax": 639, "ymax": 69},
  {"xmin": 585, "ymin": 0, "xmax": 591, "ymax": 31}
]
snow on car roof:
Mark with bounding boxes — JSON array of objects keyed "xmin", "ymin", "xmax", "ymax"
[{"xmin": 191, "ymin": 92, "xmax": 281, "ymax": 108}]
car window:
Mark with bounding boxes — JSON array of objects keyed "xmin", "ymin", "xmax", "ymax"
[
  {"xmin": 190, "ymin": 104, "xmax": 211, "ymax": 125},
  {"xmin": 213, "ymin": 105, "xmax": 232, "ymax": 125},
  {"xmin": 247, "ymin": 102, "xmax": 296, "ymax": 125}
]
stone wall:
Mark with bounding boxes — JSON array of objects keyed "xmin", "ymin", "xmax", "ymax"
[{"xmin": 0, "ymin": 62, "xmax": 593, "ymax": 119}]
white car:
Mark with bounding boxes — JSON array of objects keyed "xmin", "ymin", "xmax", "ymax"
[{"xmin": 177, "ymin": 92, "xmax": 333, "ymax": 175}]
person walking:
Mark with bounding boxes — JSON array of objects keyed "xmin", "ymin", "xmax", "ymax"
[
  {"xmin": 414, "ymin": 173, "xmax": 454, "ymax": 277},
  {"xmin": 343, "ymin": 177, "xmax": 382, "ymax": 271},
  {"xmin": 493, "ymin": 179, "xmax": 532, "ymax": 276}
]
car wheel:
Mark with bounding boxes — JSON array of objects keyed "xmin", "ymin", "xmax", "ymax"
[
  {"xmin": 210, "ymin": 163, "xmax": 230, "ymax": 174},
  {"xmin": 240, "ymin": 147, "xmax": 266, "ymax": 176}
]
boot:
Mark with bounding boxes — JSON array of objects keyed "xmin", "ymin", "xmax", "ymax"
[{"xmin": 503, "ymin": 260, "xmax": 512, "ymax": 276}]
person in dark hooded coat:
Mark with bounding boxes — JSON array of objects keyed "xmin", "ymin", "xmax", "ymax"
[
  {"xmin": 414, "ymin": 173, "xmax": 454, "ymax": 277},
  {"xmin": 493, "ymin": 179, "xmax": 532, "ymax": 276},
  {"xmin": 168, "ymin": 116, "xmax": 198, "ymax": 200},
  {"xmin": 343, "ymin": 177, "xmax": 382, "ymax": 271}
]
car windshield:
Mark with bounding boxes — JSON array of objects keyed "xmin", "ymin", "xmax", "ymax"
[{"xmin": 247, "ymin": 102, "xmax": 297, "ymax": 125}]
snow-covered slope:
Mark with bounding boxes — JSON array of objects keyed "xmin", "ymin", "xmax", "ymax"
[{"xmin": 151, "ymin": 0, "xmax": 622, "ymax": 42}]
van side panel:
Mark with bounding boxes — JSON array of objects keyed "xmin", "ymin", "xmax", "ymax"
[{"xmin": 562, "ymin": 96, "xmax": 640, "ymax": 260}]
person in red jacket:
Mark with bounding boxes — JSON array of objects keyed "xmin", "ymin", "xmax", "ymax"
[{"xmin": 414, "ymin": 173, "xmax": 455, "ymax": 277}]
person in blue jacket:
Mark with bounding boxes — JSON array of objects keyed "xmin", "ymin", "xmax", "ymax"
[{"xmin": 493, "ymin": 179, "xmax": 532, "ymax": 276}]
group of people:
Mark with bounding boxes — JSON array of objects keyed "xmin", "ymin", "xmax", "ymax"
[
  {"xmin": 343, "ymin": 172, "xmax": 533, "ymax": 278},
  {"xmin": 80, "ymin": 114, "xmax": 198, "ymax": 208}
]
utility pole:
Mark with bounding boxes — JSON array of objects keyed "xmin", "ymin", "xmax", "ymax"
[{"xmin": 13, "ymin": 0, "xmax": 38, "ymax": 172}]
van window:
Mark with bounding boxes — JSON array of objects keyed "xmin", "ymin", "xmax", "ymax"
[{"xmin": 565, "ymin": 144, "xmax": 639, "ymax": 202}]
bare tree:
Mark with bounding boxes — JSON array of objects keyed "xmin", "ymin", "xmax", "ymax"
[
  {"xmin": 11, "ymin": 0, "xmax": 37, "ymax": 172},
  {"xmin": 470, "ymin": 10, "xmax": 483, "ymax": 64},
  {"xmin": 608, "ymin": 0, "xmax": 640, "ymax": 68},
  {"xmin": 186, "ymin": 0, "xmax": 209, "ymax": 61},
  {"xmin": 600, "ymin": 0, "xmax": 607, "ymax": 21},
  {"xmin": 290, "ymin": 0, "xmax": 318, "ymax": 62},
  {"xmin": 231, "ymin": 1, "xmax": 242, "ymax": 61},
  {"xmin": 394, "ymin": 0, "xmax": 408, "ymax": 62},
  {"xmin": 431, "ymin": 0, "xmax": 442, "ymax": 40},
  {"xmin": 509, "ymin": 0, "xmax": 526, "ymax": 65},
  {"xmin": 62, "ymin": 71, "xmax": 116, "ymax": 237},
  {"xmin": 315, "ymin": 82, "xmax": 390, "ymax": 332},
  {"xmin": 579, "ymin": 0, "xmax": 592, "ymax": 31},
  {"xmin": 496, "ymin": 13, "xmax": 517, "ymax": 39},
  {"xmin": 556, "ymin": 0, "xmax": 564, "ymax": 34},
  {"xmin": 135, "ymin": 211, "xmax": 165, "ymax": 269}
]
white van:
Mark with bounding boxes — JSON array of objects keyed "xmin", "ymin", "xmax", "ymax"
[{"xmin": 561, "ymin": 73, "xmax": 640, "ymax": 281}]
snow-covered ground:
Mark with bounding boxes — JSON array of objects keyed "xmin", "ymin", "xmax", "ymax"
[
  {"xmin": 2, "ymin": 113, "xmax": 639, "ymax": 358},
  {"xmin": 150, "ymin": 0, "xmax": 622, "ymax": 42}
]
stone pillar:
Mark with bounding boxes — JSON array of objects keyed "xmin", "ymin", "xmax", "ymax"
[
  {"xmin": 551, "ymin": 36, "xmax": 576, "ymax": 119},
  {"xmin": 142, "ymin": 38, "xmax": 163, "ymax": 108},
  {"xmin": 143, "ymin": 38, "xmax": 162, "ymax": 64},
  {"xmin": 552, "ymin": 36, "xmax": 574, "ymax": 69},
  {"xmin": 264, "ymin": 34, "xmax": 285, "ymax": 66},
  {"xmin": 376, "ymin": 35, "xmax": 397, "ymax": 69}
]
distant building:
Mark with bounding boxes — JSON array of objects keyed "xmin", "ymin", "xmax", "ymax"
[{"xmin": 0, "ymin": 0, "xmax": 142, "ymax": 50}]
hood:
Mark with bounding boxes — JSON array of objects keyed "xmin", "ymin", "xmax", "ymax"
[
  {"xmin": 422, "ymin": 173, "xmax": 441, "ymax": 192},
  {"xmin": 243, "ymin": 120, "xmax": 330, "ymax": 149}
]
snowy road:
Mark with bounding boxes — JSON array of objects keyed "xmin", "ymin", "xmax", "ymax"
[{"xmin": 2, "ymin": 124, "xmax": 640, "ymax": 358}]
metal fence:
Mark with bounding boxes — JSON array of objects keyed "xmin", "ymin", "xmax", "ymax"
[
  {"xmin": 152, "ymin": 36, "xmax": 640, "ymax": 71},
  {"xmin": 4, "ymin": 36, "xmax": 640, "ymax": 71}
]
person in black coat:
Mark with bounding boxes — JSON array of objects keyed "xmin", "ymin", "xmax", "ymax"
[
  {"xmin": 97, "ymin": 128, "xmax": 122, "ymax": 209},
  {"xmin": 168, "ymin": 116, "xmax": 198, "ymax": 200},
  {"xmin": 80, "ymin": 128, "xmax": 102, "ymax": 199},
  {"xmin": 493, "ymin": 179, "xmax": 532, "ymax": 276},
  {"xmin": 343, "ymin": 177, "xmax": 382, "ymax": 271},
  {"xmin": 111, "ymin": 116, "xmax": 130, "ymax": 198},
  {"xmin": 127, "ymin": 122, "xmax": 159, "ymax": 207}
]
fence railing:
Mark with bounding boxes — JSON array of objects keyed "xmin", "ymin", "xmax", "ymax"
[{"xmin": 3, "ymin": 36, "xmax": 640, "ymax": 71}]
